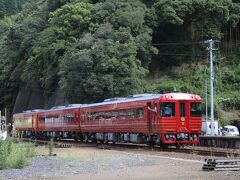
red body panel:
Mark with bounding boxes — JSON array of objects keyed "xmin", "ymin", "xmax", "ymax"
[{"xmin": 37, "ymin": 108, "xmax": 80, "ymax": 132}]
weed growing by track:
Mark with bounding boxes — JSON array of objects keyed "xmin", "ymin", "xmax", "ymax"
[
  {"xmin": 48, "ymin": 138, "xmax": 54, "ymax": 156},
  {"xmin": 0, "ymin": 138, "xmax": 36, "ymax": 169}
]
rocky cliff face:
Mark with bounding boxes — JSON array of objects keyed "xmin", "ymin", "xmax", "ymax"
[{"xmin": 12, "ymin": 87, "xmax": 67, "ymax": 114}]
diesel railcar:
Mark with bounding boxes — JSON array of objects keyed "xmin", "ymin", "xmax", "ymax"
[{"xmin": 13, "ymin": 93, "xmax": 202, "ymax": 148}]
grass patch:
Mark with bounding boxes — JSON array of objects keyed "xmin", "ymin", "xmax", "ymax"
[{"xmin": 0, "ymin": 137, "xmax": 36, "ymax": 169}]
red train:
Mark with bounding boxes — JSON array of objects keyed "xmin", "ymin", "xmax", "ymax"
[{"xmin": 13, "ymin": 93, "xmax": 202, "ymax": 148}]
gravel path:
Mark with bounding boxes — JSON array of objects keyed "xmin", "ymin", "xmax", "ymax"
[
  {"xmin": 0, "ymin": 151, "xmax": 155, "ymax": 179},
  {"xmin": 0, "ymin": 147, "xmax": 240, "ymax": 180}
]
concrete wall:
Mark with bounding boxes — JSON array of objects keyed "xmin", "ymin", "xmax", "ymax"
[{"xmin": 199, "ymin": 136, "xmax": 240, "ymax": 148}]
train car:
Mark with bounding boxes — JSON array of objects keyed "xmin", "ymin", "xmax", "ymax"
[
  {"xmin": 13, "ymin": 110, "xmax": 39, "ymax": 137},
  {"xmin": 36, "ymin": 105, "xmax": 81, "ymax": 139},
  {"xmin": 79, "ymin": 93, "xmax": 202, "ymax": 148}
]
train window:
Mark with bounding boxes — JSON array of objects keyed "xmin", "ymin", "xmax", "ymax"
[
  {"xmin": 93, "ymin": 112, "xmax": 99, "ymax": 120},
  {"xmin": 112, "ymin": 111, "xmax": 119, "ymax": 120},
  {"xmin": 88, "ymin": 112, "xmax": 93, "ymax": 121},
  {"xmin": 39, "ymin": 116, "xmax": 45, "ymax": 122},
  {"xmin": 128, "ymin": 109, "xmax": 134, "ymax": 119},
  {"xmin": 136, "ymin": 108, "xmax": 143, "ymax": 119},
  {"xmin": 63, "ymin": 114, "xmax": 74, "ymax": 121},
  {"xmin": 160, "ymin": 103, "xmax": 175, "ymax": 117},
  {"xmin": 180, "ymin": 103, "xmax": 186, "ymax": 117},
  {"xmin": 190, "ymin": 102, "xmax": 202, "ymax": 117},
  {"xmin": 45, "ymin": 115, "xmax": 59, "ymax": 123},
  {"xmin": 99, "ymin": 112, "xmax": 105, "ymax": 120},
  {"xmin": 120, "ymin": 110, "xmax": 126, "ymax": 120},
  {"xmin": 105, "ymin": 112, "xmax": 111, "ymax": 120}
]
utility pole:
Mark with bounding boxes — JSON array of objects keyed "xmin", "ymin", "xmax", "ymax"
[
  {"xmin": 0, "ymin": 110, "xmax": 1, "ymax": 131},
  {"xmin": 205, "ymin": 79, "xmax": 208, "ymax": 121},
  {"xmin": 205, "ymin": 39, "xmax": 218, "ymax": 136}
]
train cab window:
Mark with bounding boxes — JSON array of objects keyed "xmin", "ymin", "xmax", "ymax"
[
  {"xmin": 128, "ymin": 109, "xmax": 134, "ymax": 119},
  {"xmin": 105, "ymin": 112, "xmax": 111, "ymax": 120},
  {"xmin": 190, "ymin": 102, "xmax": 202, "ymax": 117},
  {"xmin": 160, "ymin": 103, "xmax": 175, "ymax": 117},
  {"xmin": 88, "ymin": 112, "xmax": 93, "ymax": 121},
  {"xmin": 112, "ymin": 111, "xmax": 119, "ymax": 120},
  {"xmin": 136, "ymin": 108, "xmax": 143, "ymax": 119},
  {"xmin": 120, "ymin": 110, "xmax": 126, "ymax": 120}
]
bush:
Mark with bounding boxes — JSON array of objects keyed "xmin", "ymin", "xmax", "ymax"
[{"xmin": 0, "ymin": 138, "xmax": 36, "ymax": 169}]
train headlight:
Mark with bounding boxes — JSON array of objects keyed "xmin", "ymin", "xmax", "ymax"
[
  {"xmin": 166, "ymin": 134, "xmax": 169, "ymax": 139},
  {"xmin": 165, "ymin": 134, "xmax": 175, "ymax": 140}
]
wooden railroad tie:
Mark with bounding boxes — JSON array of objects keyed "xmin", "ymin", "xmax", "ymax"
[
  {"xmin": 202, "ymin": 158, "xmax": 240, "ymax": 171},
  {"xmin": 55, "ymin": 143, "xmax": 73, "ymax": 148}
]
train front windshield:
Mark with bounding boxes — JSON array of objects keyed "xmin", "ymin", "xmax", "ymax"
[
  {"xmin": 160, "ymin": 103, "xmax": 175, "ymax": 117},
  {"xmin": 190, "ymin": 102, "xmax": 202, "ymax": 117}
]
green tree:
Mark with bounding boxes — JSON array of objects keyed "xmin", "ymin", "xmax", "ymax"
[{"xmin": 60, "ymin": 28, "xmax": 147, "ymax": 102}]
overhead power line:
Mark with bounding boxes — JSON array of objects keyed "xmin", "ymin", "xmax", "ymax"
[{"xmin": 152, "ymin": 41, "xmax": 205, "ymax": 46}]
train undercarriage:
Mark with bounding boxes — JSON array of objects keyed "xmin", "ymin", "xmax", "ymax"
[{"xmin": 17, "ymin": 130, "xmax": 191, "ymax": 149}]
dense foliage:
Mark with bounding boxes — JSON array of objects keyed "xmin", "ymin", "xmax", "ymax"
[{"xmin": 0, "ymin": 0, "xmax": 239, "ymax": 120}]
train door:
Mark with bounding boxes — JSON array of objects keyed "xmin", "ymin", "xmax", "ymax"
[
  {"xmin": 80, "ymin": 109, "xmax": 85, "ymax": 127},
  {"xmin": 179, "ymin": 101, "xmax": 188, "ymax": 130},
  {"xmin": 147, "ymin": 102, "xmax": 152, "ymax": 133},
  {"xmin": 32, "ymin": 114, "xmax": 35, "ymax": 130},
  {"xmin": 147, "ymin": 102, "xmax": 157, "ymax": 133}
]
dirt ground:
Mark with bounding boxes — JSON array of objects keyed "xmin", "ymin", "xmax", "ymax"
[
  {"xmin": 38, "ymin": 147, "xmax": 240, "ymax": 180},
  {"xmin": 2, "ymin": 146, "xmax": 240, "ymax": 180}
]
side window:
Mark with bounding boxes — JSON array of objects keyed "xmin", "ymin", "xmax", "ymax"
[
  {"xmin": 88, "ymin": 112, "xmax": 93, "ymax": 121},
  {"xmin": 128, "ymin": 109, "xmax": 134, "ymax": 119},
  {"xmin": 45, "ymin": 115, "xmax": 59, "ymax": 123},
  {"xmin": 99, "ymin": 112, "xmax": 105, "ymax": 120},
  {"xmin": 105, "ymin": 112, "xmax": 111, "ymax": 120},
  {"xmin": 160, "ymin": 103, "xmax": 175, "ymax": 117},
  {"xmin": 120, "ymin": 110, "xmax": 126, "ymax": 120},
  {"xmin": 112, "ymin": 111, "xmax": 119, "ymax": 120},
  {"xmin": 63, "ymin": 114, "xmax": 74, "ymax": 121},
  {"xmin": 93, "ymin": 112, "xmax": 99, "ymax": 120},
  {"xmin": 39, "ymin": 116, "xmax": 45, "ymax": 122},
  {"xmin": 136, "ymin": 108, "xmax": 143, "ymax": 119}
]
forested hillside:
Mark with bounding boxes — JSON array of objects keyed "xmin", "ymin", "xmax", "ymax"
[{"xmin": 0, "ymin": 0, "xmax": 239, "ymax": 123}]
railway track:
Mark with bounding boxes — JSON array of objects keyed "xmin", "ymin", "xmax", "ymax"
[{"xmin": 15, "ymin": 138, "xmax": 240, "ymax": 157}]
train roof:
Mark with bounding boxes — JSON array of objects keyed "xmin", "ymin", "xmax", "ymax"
[
  {"xmin": 81, "ymin": 94, "xmax": 161, "ymax": 108},
  {"xmin": 80, "ymin": 93, "xmax": 201, "ymax": 109},
  {"xmin": 13, "ymin": 92, "xmax": 201, "ymax": 115}
]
